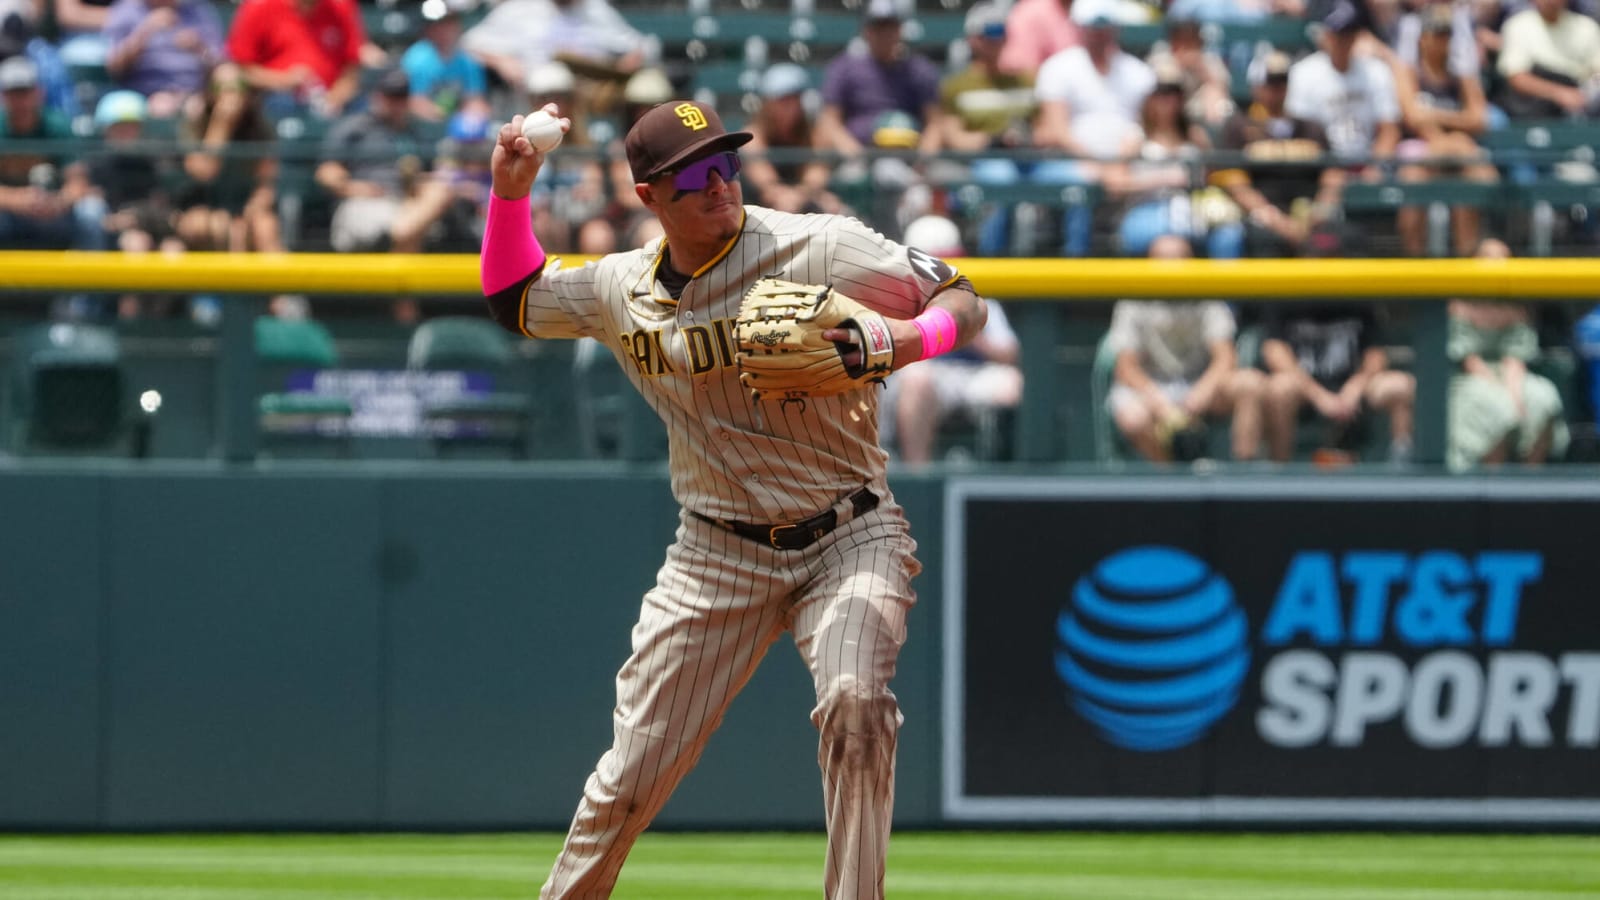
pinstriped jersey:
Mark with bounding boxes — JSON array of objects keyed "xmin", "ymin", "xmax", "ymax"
[{"xmin": 511, "ymin": 205, "xmax": 962, "ymax": 521}]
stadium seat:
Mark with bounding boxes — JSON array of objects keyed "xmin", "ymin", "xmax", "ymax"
[
  {"xmin": 406, "ymin": 316, "xmax": 532, "ymax": 459},
  {"xmin": 4, "ymin": 323, "xmax": 132, "ymax": 455},
  {"xmin": 1506, "ymin": 180, "xmax": 1600, "ymax": 257},
  {"xmin": 255, "ymin": 316, "xmax": 353, "ymax": 456},
  {"xmin": 571, "ymin": 337, "xmax": 667, "ymax": 460},
  {"xmin": 1089, "ymin": 332, "xmax": 1124, "ymax": 464},
  {"xmin": 361, "ymin": 4, "xmax": 422, "ymax": 51},
  {"xmin": 1340, "ymin": 180, "xmax": 1505, "ymax": 256}
]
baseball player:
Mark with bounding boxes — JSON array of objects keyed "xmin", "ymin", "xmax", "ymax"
[{"xmin": 480, "ymin": 100, "xmax": 988, "ymax": 899}]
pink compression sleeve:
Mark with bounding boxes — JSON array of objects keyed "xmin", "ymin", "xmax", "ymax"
[
  {"xmin": 480, "ymin": 193, "xmax": 546, "ymax": 295},
  {"xmin": 910, "ymin": 306, "xmax": 959, "ymax": 362}
]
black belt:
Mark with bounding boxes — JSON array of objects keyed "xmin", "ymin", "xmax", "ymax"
[{"xmin": 692, "ymin": 487, "xmax": 879, "ymax": 551}]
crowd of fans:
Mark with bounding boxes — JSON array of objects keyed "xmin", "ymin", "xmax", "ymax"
[{"xmin": 0, "ymin": 0, "xmax": 1596, "ymax": 468}]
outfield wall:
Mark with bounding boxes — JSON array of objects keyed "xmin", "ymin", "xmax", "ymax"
[{"xmin": 3, "ymin": 466, "xmax": 1597, "ymax": 830}]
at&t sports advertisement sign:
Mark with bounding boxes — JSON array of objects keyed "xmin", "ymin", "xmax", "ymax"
[{"xmin": 942, "ymin": 479, "xmax": 1600, "ymax": 824}]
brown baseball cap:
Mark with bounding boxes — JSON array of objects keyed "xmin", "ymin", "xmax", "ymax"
[{"xmin": 625, "ymin": 100, "xmax": 753, "ymax": 184}]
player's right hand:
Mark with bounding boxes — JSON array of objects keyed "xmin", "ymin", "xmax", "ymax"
[{"xmin": 491, "ymin": 104, "xmax": 570, "ymax": 202}]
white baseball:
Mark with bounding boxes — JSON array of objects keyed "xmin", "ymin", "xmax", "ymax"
[{"xmin": 520, "ymin": 110, "xmax": 564, "ymax": 153}]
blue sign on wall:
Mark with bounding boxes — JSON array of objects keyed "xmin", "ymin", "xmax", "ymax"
[{"xmin": 942, "ymin": 478, "xmax": 1600, "ymax": 824}]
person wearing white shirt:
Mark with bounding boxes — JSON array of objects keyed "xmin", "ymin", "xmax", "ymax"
[
  {"xmin": 1033, "ymin": 0, "xmax": 1154, "ymax": 162},
  {"xmin": 1028, "ymin": 0, "xmax": 1154, "ymax": 255},
  {"xmin": 1495, "ymin": 0, "xmax": 1600, "ymax": 118},
  {"xmin": 1285, "ymin": 0, "xmax": 1401, "ymax": 173}
]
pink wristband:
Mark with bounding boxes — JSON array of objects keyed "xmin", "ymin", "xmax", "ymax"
[
  {"xmin": 480, "ymin": 193, "xmax": 547, "ymax": 295},
  {"xmin": 911, "ymin": 307, "xmax": 959, "ymax": 361}
]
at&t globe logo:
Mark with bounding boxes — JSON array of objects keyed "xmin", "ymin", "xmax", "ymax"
[{"xmin": 1055, "ymin": 546, "xmax": 1250, "ymax": 751}]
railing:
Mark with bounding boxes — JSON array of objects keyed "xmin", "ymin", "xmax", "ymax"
[{"xmin": 4, "ymin": 253, "xmax": 1598, "ymax": 470}]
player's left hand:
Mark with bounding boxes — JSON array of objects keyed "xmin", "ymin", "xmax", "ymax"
[{"xmin": 735, "ymin": 279, "xmax": 896, "ymax": 400}]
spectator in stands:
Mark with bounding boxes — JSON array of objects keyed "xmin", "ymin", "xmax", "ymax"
[
  {"xmin": 522, "ymin": 60, "xmax": 619, "ymax": 250},
  {"xmin": 596, "ymin": 66, "xmax": 671, "ymax": 230},
  {"xmin": 49, "ymin": 0, "xmax": 112, "ymax": 67},
  {"xmin": 1393, "ymin": 0, "xmax": 1480, "ymax": 81},
  {"xmin": 1105, "ymin": 60, "xmax": 1244, "ymax": 259},
  {"xmin": 177, "ymin": 61, "xmax": 282, "ymax": 252},
  {"xmin": 1, "ymin": 8, "xmax": 79, "ymax": 115},
  {"xmin": 1166, "ymin": 0, "xmax": 1306, "ymax": 22},
  {"xmin": 401, "ymin": 0, "xmax": 489, "ymax": 123},
  {"xmin": 1287, "ymin": 0, "xmax": 1401, "ymax": 186},
  {"xmin": 1144, "ymin": 19, "xmax": 1234, "ymax": 129},
  {"xmin": 88, "ymin": 89, "xmax": 176, "ymax": 252},
  {"xmin": 462, "ymin": 0, "xmax": 645, "ymax": 120},
  {"xmin": 1286, "ymin": 0, "xmax": 1401, "ymax": 245},
  {"xmin": 1259, "ymin": 225, "xmax": 1417, "ymax": 464},
  {"xmin": 1033, "ymin": 0, "xmax": 1153, "ymax": 165},
  {"xmin": 525, "ymin": 59, "xmax": 579, "ymax": 140},
  {"xmin": 0, "ymin": 56, "xmax": 103, "ymax": 251},
  {"xmin": 430, "ymin": 109, "xmax": 495, "ymax": 252},
  {"xmin": 1494, "ymin": 0, "xmax": 1600, "ymax": 118},
  {"xmin": 814, "ymin": 0, "xmax": 944, "ymax": 160},
  {"xmin": 939, "ymin": 3, "xmax": 1035, "ymax": 161},
  {"xmin": 1212, "ymin": 51, "xmax": 1339, "ymax": 258},
  {"xmin": 226, "ymin": 0, "xmax": 366, "ymax": 118},
  {"xmin": 936, "ymin": 3, "xmax": 1042, "ymax": 255},
  {"xmin": 742, "ymin": 62, "xmax": 845, "ymax": 215},
  {"xmin": 315, "ymin": 68, "xmax": 453, "ymax": 262},
  {"xmin": 998, "ymin": 0, "xmax": 1081, "ymax": 78},
  {"xmin": 103, "ymin": 0, "xmax": 225, "ymax": 119},
  {"xmin": 1394, "ymin": 3, "xmax": 1498, "ymax": 257},
  {"xmin": 1107, "ymin": 235, "xmax": 1265, "ymax": 462},
  {"xmin": 88, "ymin": 88, "xmax": 190, "ymax": 318},
  {"xmin": 884, "ymin": 214, "xmax": 1023, "ymax": 468},
  {"xmin": 1447, "ymin": 237, "xmax": 1569, "ymax": 470},
  {"xmin": 1031, "ymin": 0, "xmax": 1154, "ymax": 255}
]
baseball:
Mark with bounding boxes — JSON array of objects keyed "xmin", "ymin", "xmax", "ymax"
[{"xmin": 520, "ymin": 110, "xmax": 564, "ymax": 153}]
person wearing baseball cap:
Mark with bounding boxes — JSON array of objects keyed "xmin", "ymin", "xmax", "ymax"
[
  {"xmin": 940, "ymin": 1, "xmax": 1035, "ymax": 152},
  {"xmin": 741, "ymin": 63, "xmax": 847, "ymax": 214},
  {"xmin": 482, "ymin": 95, "xmax": 991, "ymax": 900},
  {"xmin": 813, "ymin": 0, "xmax": 943, "ymax": 158},
  {"xmin": 1212, "ymin": 49, "xmax": 1334, "ymax": 258},
  {"xmin": 623, "ymin": 99, "xmax": 752, "ymax": 186},
  {"xmin": 1285, "ymin": 0, "xmax": 1400, "ymax": 168},
  {"xmin": 0, "ymin": 53, "xmax": 102, "ymax": 252}
]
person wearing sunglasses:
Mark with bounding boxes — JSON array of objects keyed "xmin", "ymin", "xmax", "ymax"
[{"xmin": 480, "ymin": 99, "xmax": 989, "ymax": 900}]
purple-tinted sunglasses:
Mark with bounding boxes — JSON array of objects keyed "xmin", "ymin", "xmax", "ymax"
[{"xmin": 671, "ymin": 150, "xmax": 741, "ymax": 194}]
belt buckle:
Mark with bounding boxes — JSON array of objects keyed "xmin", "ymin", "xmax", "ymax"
[{"xmin": 768, "ymin": 523, "xmax": 801, "ymax": 549}]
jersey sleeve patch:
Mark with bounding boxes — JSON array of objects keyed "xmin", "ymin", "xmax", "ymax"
[{"xmin": 907, "ymin": 247, "xmax": 957, "ymax": 287}]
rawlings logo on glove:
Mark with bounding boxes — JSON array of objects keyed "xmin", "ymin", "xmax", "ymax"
[{"xmin": 734, "ymin": 278, "xmax": 896, "ymax": 400}]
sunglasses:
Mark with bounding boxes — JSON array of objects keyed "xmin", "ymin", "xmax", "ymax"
[{"xmin": 669, "ymin": 150, "xmax": 741, "ymax": 195}]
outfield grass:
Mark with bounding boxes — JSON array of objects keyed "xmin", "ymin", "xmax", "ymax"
[{"xmin": 0, "ymin": 831, "xmax": 1596, "ymax": 899}]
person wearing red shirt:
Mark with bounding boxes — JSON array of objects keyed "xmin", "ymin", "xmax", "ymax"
[{"xmin": 226, "ymin": 0, "xmax": 364, "ymax": 116}]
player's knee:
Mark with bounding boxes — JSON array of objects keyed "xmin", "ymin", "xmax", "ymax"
[{"xmin": 813, "ymin": 674, "xmax": 900, "ymax": 742}]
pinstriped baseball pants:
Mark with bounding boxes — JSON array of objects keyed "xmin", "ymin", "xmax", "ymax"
[{"xmin": 540, "ymin": 502, "xmax": 920, "ymax": 899}]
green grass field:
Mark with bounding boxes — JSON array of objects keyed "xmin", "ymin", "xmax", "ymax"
[{"xmin": 1, "ymin": 832, "xmax": 1596, "ymax": 899}]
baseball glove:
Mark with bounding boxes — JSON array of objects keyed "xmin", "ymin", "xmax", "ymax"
[{"xmin": 734, "ymin": 278, "xmax": 896, "ymax": 400}]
